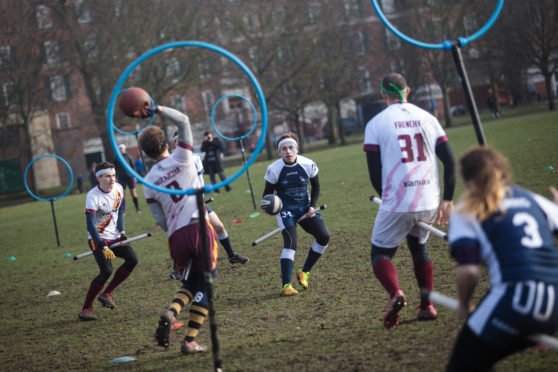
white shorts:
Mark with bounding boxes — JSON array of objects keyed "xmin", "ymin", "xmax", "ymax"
[{"xmin": 371, "ymin": 208, "xmax": 438, "ymax": 248}]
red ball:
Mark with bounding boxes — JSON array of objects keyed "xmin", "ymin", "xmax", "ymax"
[{"xmin": 118, "ymin": 87, "xmax": 150, "ymax": 118}]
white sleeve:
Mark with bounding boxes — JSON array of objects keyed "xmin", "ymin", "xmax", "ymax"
[
  {"xmin": 159, "ymin": 106, "xmax": 192, "ymax": 164},
  {"xmin": 532, "ymin": 193, "xmax": 558, "ymax": 232},
  {"xmin": 264, "ymin": 164, "xmax": 278, "ymax": 184}
]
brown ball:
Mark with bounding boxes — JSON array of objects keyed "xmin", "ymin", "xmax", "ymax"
[{"xmin": 118, "ymin": 87, "xmax": 150, "ymax": 118}]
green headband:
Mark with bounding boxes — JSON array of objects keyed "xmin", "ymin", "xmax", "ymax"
[{"xmin": 381, "ymin": 83, "xmax": 408, "ymax": 102}]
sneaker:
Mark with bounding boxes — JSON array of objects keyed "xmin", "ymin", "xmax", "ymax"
[
  {"xmin": 98, "ymin": 292, "xmax": 116, "ymax": 309},
  {"xmin": 281, "ymin": 283, "xmax": 298, "ymax": 296},
  {"xmin": 297, "ymin": 271, "xmax": 309, "ymax": 289},
  {"xmin": 228, "ymin": 254, "xmax": 249, "ymax": 264},
  {"xmin": 225, "ymin": 185, "xmax": 232, "ymax": 192},
  {"xmin": 417, "ymin": 304, "xmax": 438, "ymax": 321},
  {"xmin": 78, "ymin": 308, "xmax": 97, "ymax": 321},
  {"xmin": 181, "ymin": 340, "xmax": 207, "ymax": 354},
  {"xmin": 169, "ymin": 313, "xmax": 185, "ymax": 331},
  {"xmin": 169, "ymin": 267, "xmax": 182, "ymax": 280},
  {"xmin": 136, "ymin": 209, "xmax": 142, "ymax": 214},
  {"xmin": 155, "ymin": 313, "xmax": 172, "ymax": 348},
  {"xmin": 384, "ymin": 290, "xmax": 407, "ymax": 329}
]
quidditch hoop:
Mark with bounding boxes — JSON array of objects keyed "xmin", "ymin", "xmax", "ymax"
[
  {"xmin": 24, "ymin": 154, "xmax": 74, "ymax": 202},
  {"xmin": 211, "ymin": 94, "xmax": 258, "ymax": 141},
  {"xmin": 107, "ymin": 41, "xmax": 268, "ymax": 196}
]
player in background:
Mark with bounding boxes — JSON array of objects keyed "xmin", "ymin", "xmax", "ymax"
[
  {"xmin": 262, "ymin": 132, "xmax": 330, "ymax": 296},
  {"xmin": 169, "ymin": 131, "xmax": 248, "ymax": 275},
  {"xmin": 78, "ymin": 161, "xmax": 138, "ymax": 321},
  {"xmin": 363, "ymin": 73, "xmax": 456, "ymax": 328},
  {"xmin": 446, "ymin": 146, "xmax": 558, "ymax": 371},
  {"xmin": 114, "ymin": 144, "xmax": 142, "ymax": 213},
  {"xmin": 138, "ymin": 101, "xmax": 218, "ymax": 355}
]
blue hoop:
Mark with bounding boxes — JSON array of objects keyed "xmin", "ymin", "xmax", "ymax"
[
  {"xmin": 113, "ymin": 88, "xmax": 155, "ymax": 135},
  {"xmin": 24, "ymin": 154, "xmax": 74, "ymax": 202},
  {"xmin": 211, "ymin": 94, "xmax": 258, "ymax": 141},
  {"xmin": 370, "ymin": 0, "xmax": 505, "ymax": 50},
  {"xmin": 107, "ymin": 41, "xmax": 268, "ymax": 196}
]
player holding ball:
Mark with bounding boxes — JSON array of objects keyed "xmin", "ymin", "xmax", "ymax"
[{"xmin": 261, "ymin": 132, "xmax": 330, "ymax": 296}]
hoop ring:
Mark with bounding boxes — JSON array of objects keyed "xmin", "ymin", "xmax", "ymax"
[
  {"xmin": 370, "ymin": 0, "xmax": 504, "ymax": 50},
  {"xmin": 107, "ymin": 41, "xmax": 268, "ymax": 196},
  {"xmin": 113, "ymin": 88, "xmax": 155, "ymax": 135},
  {"xmin": 211, "ymin": 94, "xmax": 258, "ymax": 141},
  {"xmin": 24, "ymin": 154, "xmax": 74, "ymax": 202}
]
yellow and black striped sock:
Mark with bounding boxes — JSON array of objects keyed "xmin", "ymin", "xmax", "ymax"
[
  {"xmin": 184, "ymin": 304, "xmax": 208, "ymax": 342},
  {"xmin": 169, "ymin": 288, "xmax": 193, "ymax": 317}
]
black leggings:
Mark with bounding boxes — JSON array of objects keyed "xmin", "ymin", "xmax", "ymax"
[
  {"xmin": 92, "ymin": 244, "xmax": 138, "ymax": 285},
  {"xmin": 281, "ymin": 218, "xmax": 330, "ymax": 251}
]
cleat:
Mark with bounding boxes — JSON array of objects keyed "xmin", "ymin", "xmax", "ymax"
[
  {"xmin": 417, "ymin": 304, "xmax": 438, "ymax": 321},
  {"xmin": 384, "ymin": 290, "xmax": 407, "ymax": 329},
  {"xmin": 98, "ymin": 292, "xmax": 116, "ymax": 309},
  {"xmin": 181, "ymin": 340, "xmax": 207, "ymax": 354},
  {"xmin": 228, "ymin": 254, "xmax": 249, "ymax": 264},
  {"xmin": 78, "ymin": 308, "xmax": 97, "ymax": 321},
  {"xmin": 155, "ymin": 313, "xmax": 172, "ymax": 348},
  {"xmin": 297, "ymin": 271, "xmax": 309, "ymax": 289},
  {"xmin": 281, "ymin": 283, "xmax": 298, "ymax": 296},
  {"xmin": 169, "ymin": 267, "xmax": 182, "ymax": 280},
  {"xmin": 170, "ymin": 313, "xmax": 184, "ymax": 331}
]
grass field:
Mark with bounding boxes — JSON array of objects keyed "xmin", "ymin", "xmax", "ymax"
[{"xmin": 1, "ymin": 110, "xmax": 557, "ymax": 371}]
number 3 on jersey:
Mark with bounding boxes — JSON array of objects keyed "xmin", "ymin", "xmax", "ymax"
[{"xmin": 398, "ymin": 133, "xmax": 426, "ymax": 163}]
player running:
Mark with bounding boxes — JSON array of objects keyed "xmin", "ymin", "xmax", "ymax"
[
  {"xmin": 446, "ymin": 146, "xmax": 558, "ymax": 371},
  {"xmin": 138, "ymin": 102, "xmax": 218, "ymax": 355},
  {"xmin": 78, "ymin": 161, "xmax": 138, "ymax": 321},
  {"xmin": 262, "ymin": 132, "xmax": 330, "ymax": 296}
]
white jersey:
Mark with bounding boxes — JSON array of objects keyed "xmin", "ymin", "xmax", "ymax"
[
  {"xmin": 85, "ymin": 183, "xmax": 124, "ymax": 241},
  {"xmin": 364, "ymin": 102, "xmax": 448, "ymax": 212},
  {"xmin": 144, "ymin": 144, "xmax": 204, "ymax": 237}
]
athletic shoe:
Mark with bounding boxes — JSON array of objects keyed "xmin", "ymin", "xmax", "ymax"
[
  {"xmin": 170, "ymin": 313, "xmax": 184, "ymax": 331},
  {"xmin": 78, "ymin": 308, "xmax": 97, "ymax": 321},
  {"xmin": 297, "ymin": 271, "xmax": 309, "ymax": 289},
  {"xmin": 281, "ymin": 283, "xmax": 298, "ymax": 296},
  {"xmin": 228, "ymin": 254, "xmax": 249, "ymax": 264},
  {"xmin": 384, "ymin": 290, "xmax": 407, "ymax": 329},
  {"xmin": 417, "ymin": 304, "xmax": 438, "ymax": 321},
  {"xmin": 181, "ymin": 340, "xmax": 207, "ymax": 354},
  {"xmin": 155, "ymin": 313, "xmax": 172, "ymax": 349},
  {"xmin": 98, "ymin": 292, "xmax": 116, "ymax": 309},
  {"xmin": 169, "ymin": 267, "xmax": 182, "ymax": 280}
]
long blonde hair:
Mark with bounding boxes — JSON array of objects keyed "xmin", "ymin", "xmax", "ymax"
[{"xmin": 459, "ymin": 147, "xmax": 511, "ymax": 221}]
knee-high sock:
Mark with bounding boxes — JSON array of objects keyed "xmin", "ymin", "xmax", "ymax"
[
  {"xmin": 413, "ymin": 260, "xmax": 433, "ymax": 308},
  {"xmin": 83, "ymin": 280, "xmax": 104, "ymax": 309},
  {"xmin": 372, "ymin": 258, "xmax": 400, "ymax": 298},
  {"xmin": 103, "ymin": 266, "xmax": 131, "ymax": 295},
  {"xmin": 185, "ymin": 304, "xmax": 208, "ymax": 342},
  {"xmin": 280, "ymin": 249, "xmax": 295, "ymax": 286},
  {"xmin": 217, "ymin": 233, "xmax": 235, "ymax": 258},
  {"xmin": 132, "ymin": 196, "xmax": 139, "ymax": 211},
  {"xmin": 169, "ymin": 288, "xmax": 193, "ymax": 317},
  {"xmin": 302, "ymin": 241, "xmax": 327, "ymax": 272}
]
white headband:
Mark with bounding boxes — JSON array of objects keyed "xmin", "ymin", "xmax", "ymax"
[
  {"xmin": 277, "ymin": 138, "xmax": 298, "ymax": 152},
  {"xmin": 96, "ymin": 168, "xmax": 115, "ymax": 177}
]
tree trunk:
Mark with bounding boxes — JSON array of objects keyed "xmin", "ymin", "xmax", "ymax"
[
  {"xmin": 544, "ymin": 73, "xmax": 556, "ymax": 111},
  {"xmin": 293, "ymin": 112, "xmax": 305, "ymax": 154},
  {"xmin": 442, "ymin": 86, "xmax": 452, "ymax": 128},
  {"xmin": 336, "ymin": 102, "xmax": 346, "ymax": 146},
  {"xmin": 327, "ymin": 104, "xmax": 337, "ymax": 145}
]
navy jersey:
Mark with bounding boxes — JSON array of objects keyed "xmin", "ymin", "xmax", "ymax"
[
  {"xmin": 264, "ymin": 155, "xmax": 318, "ymax": 214},
  {"xmin": 449, "ymin": 186, "xmax": 558, "ymax": 286}
]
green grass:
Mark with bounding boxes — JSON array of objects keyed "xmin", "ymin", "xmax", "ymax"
[{"xmin": 1, "ymin": 109, "xmax": 557, "ymax": 371}]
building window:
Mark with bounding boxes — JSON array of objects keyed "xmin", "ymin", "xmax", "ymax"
[
  {"xmin": 198, "ymin": 57, "xmax": 212, "ymax": 79},
  {"xmin": 354, "ymin": 31, "xmax": 370, "ymax": 55},
  {"xmin": 166, "ymin": 58, "xmax": 181, "ymax": 84},
  {"xmin": 171, "ymin": 95, "xmax": 186, "ymax": 112},
  {"xmin": 36, "ymin": 5, "xmax": 53, "ymax": 30},
  {"xmin": 308, "ymin": 2, "xmax": 322, "ymax": 24},
  {"xmin": 463, "ymin": 14, "xmax": 478, "ymax": 35},
  {"xmin": 385, "ymin": 29, "xmax": 401, "ymax": 50},
  {"xmin": 243, "ymin": 12, "xmax": 260, "ymax": 31},
  {"xmin": 0, "ymin": 82, "xmax": 16, "ymax": 107},
  {"xmin": 84, "ymin": 37, "xmax": 99, "ymax": 58},
  {"xmin": 248, "ymin": 46, "xmax": 259, "ymax": 69},
  {"xmin": 49, "ymin": 75, "xmax": 71, "ymax": 101},
  {"xmin": 0, "ymin": 46, "xmax": 12, "ymax": 66},
  {"xmin": 343, "ymin": 0, "xmax": 364, "ymax": 18},
  {"xmin": 56, "ymin": 112, "xmax": 71, "ymax": 129},
  {"xmin": 44, "ymin": 41, "xmax": 61, "ymax": 65},
  {"xmin": 73, "ymin": 0, "xmax": 92, "ymax": 25},
  {"xmin": 202, "ymin": 90, "xmax": 215, "ymax": 119},
  {"xmin": 358, "ymin": 67, "xmax": 371, "ymax": 93},
  {"xmin": 381, "ymin": 0, "xmax": 395, "ymax": 13}
]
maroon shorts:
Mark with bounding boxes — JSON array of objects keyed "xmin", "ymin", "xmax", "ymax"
[{"xmin": 168, "ymin": 220, "xmax": 218, "ymax": 272}]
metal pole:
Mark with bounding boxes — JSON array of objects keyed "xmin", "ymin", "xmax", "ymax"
[
  {"xmin": 451, "ymin": 42, "xmax": 487, "ymax": 146},
  {"xmin": 239, "ymin": 138, "xmax": 257, "ymax": 210},
  {"xmin": 195, "ymin": 189, "xmax": 222, "ymax": 371},
  {"xmin": 50, "ymin": 199, "xmax": 61, "ymax": 248}
]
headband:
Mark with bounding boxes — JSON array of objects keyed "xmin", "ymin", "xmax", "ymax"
[
  {"xmin": 96, "ymin": 168, "xmax": 115, "ymax": 177},
  {"xmin": 381, "ymin": 83, "xmax": 408, "ymax": 103},
  {"xmin": 277, "ymin": 138, "xmax": 298, "ymax": 152}
]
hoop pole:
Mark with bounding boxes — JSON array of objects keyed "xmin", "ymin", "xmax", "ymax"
[
  {"xmin": 451, "ymin": 44, "xmax": 487, "ymax": 146},
  {"xmin": 195, "ymin": 189, "xmax": 222, "ymax": 371},
  {"xmin": 50, "ymin": 199, "xmax": 61, "ymax": 248},
  {"xmin": 239, "ymin": 139, "xmax": 257, "ymax": 210}
]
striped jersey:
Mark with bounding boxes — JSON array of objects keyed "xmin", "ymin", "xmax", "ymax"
[
  {"xmin": 363, "ymin": 102, "xmax": 448, "ymax": 212},
  {"xmin": 264, "ymin": 155, "xmax": 318, "ymax": 214},
  {"xmin": 449, "ymin": 186, "xmax": 558, "ymax": 285},
  {"xmin": 85, "ymin": 183, "xmax": 124, "ymax": 241}
]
